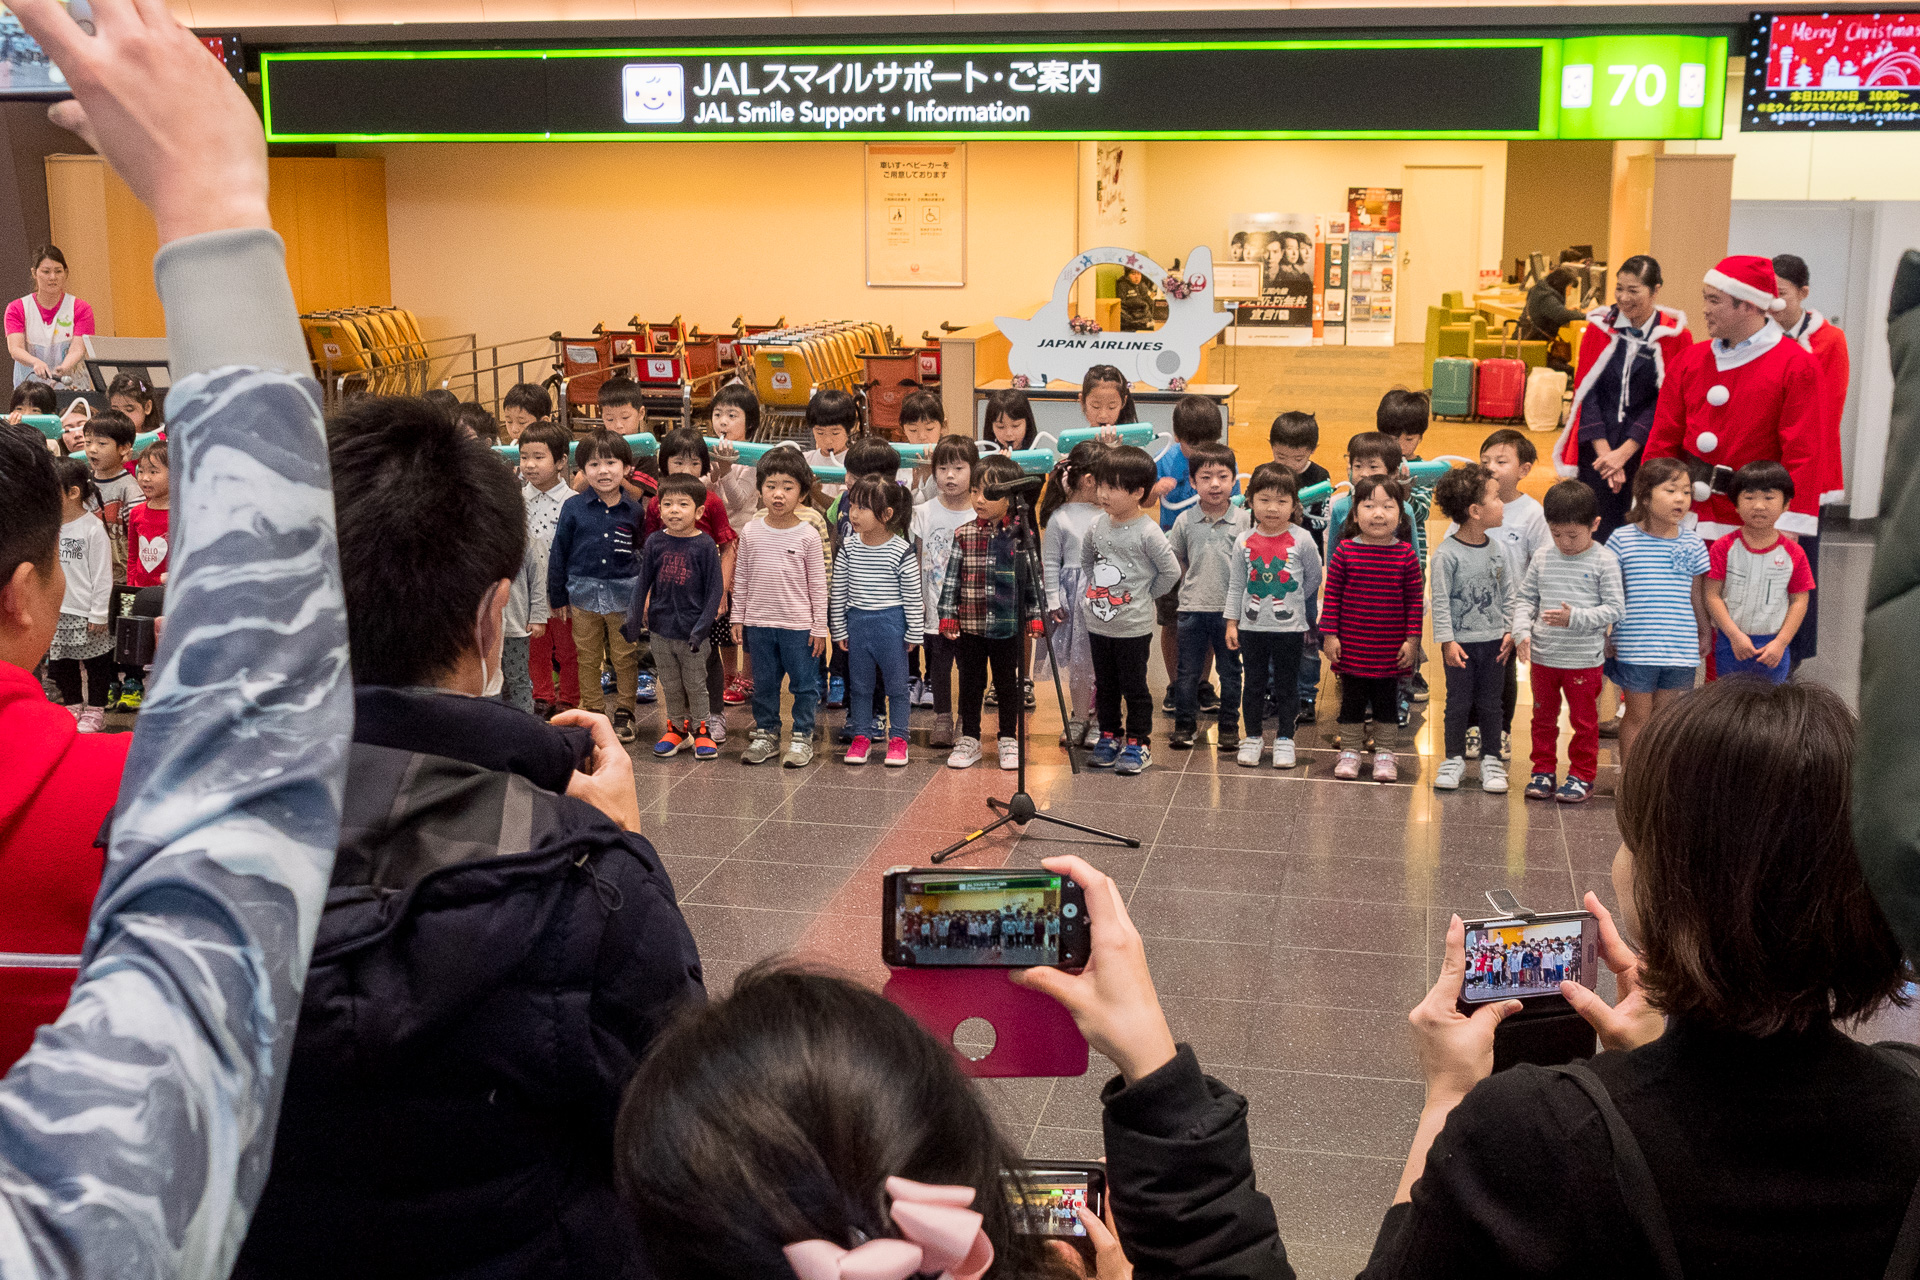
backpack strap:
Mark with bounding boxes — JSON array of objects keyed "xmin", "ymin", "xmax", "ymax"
[{"xmin": 1549, "ymin": 1062, "xmax": 1687, "ymax": 1280}]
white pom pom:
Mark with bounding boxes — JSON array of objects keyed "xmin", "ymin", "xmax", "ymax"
[
  {"xmin": 1696, "ymin": 431, "xmax": 1719, "ymax": 454},
  {"xmin": 1694, "ymin": 480, "xmax": 1712, "ymax": 503},
  {"xmin": 1706, "ymin": 384, "xmax": 1730, "ymax": 407}
]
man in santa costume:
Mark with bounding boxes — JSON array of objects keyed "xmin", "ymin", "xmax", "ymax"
[
  {"xmin": 1644, "ymin": 255, "xmax": 1826, "ymax": 659},
  {"xmin": 1772, "ymin": 253, "xmax": 1850, "ymax": 661}
]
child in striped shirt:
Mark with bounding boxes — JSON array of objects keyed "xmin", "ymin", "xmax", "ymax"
[
  {"xmin": 1320, "ymin": 475, "xmax": 1423, "ymax": 782},
  {"xmin": 1514, "ymin": 481, "xmax": 1626, "ymax": 804},
  {"xmin": 1604, "ymin": 457, "xmax": 1709, "ymax": 761},
  {"xmin": 830, "ymin": 475, "xmax": 924, "ymax": 767}
]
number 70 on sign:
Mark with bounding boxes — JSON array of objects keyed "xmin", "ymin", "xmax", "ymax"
[{"xmin": 1562, "ymin": 60, "xmax": 1708, "ymax": 110}]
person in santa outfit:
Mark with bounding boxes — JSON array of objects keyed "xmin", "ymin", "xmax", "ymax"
[
  {"xmin": 1552, "ymin": 254, "xmax": 1696, "ymax": 541},
  {"xmin": 1772, "ymin": 253, "xmax": 1850, "ymax": 663},
  {"xmin": 1644, "ymin": 255, "xmax": 1826, "ymax": 616}
]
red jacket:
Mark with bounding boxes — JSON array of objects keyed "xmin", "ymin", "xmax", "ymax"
[
  {"xmin": 1786, "ymin": 309, "xmax": 1851, "ymax": 505},
  {"xmin": 1553, "ymin": 305, "xmax": 1694, "ymax": 477},
  {"xmin": 0, "ymin": 659, "xmax": 129, "ymax": 1069}
]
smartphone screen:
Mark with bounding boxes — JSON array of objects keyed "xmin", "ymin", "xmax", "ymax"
[
  {"xmin": 883, "ymin": 867, "xmax": 1088, "ymax": 969},
  {"xmin": 1009, "ymin": 1164, "xmax": 1106, "ymax": 1239},
  {"xmin": 0, "ymin": 3, "xmax": 88, "ymax": 98},
  {"xmin": 1460, "ymin": 912, "xmax": 1599, "ymax": 1004}
]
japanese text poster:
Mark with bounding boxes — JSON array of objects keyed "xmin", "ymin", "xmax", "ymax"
[{"xmin": 866, "ymin": 143, "xmax": 967, "ymax": 287}]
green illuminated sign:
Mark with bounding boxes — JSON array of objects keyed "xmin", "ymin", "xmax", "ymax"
[{"xmin": 1554, "ymin": 35, "xmax": 1728, "ymax": 138}]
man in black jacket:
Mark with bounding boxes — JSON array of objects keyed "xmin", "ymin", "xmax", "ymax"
[{"xmin": 236, "ymin": 397, "xmax": 704, "ymax": 1280}]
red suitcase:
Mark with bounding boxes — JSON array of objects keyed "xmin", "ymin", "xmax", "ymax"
[{"xmin": 1475, "ymin": 357, "xmax": 1526, "ymax": 422}]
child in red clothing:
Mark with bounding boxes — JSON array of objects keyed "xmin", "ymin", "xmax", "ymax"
[
  {"xmin": 126, "ymin": 440, "xmax": 170, "ymax": 587},
  {"xmin": 1319, "ymin": 475, "xmax": 1422, "ymax": 782}
]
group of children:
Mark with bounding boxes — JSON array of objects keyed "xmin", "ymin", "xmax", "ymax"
[{"xmin": 25, "ymin": 375, "xmax": 170, "ymax": 730}]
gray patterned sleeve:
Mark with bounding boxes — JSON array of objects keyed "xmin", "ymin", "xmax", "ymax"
[{"xmin": 0, "ymin": 233, "xmax": 349, "ymax": 1279}]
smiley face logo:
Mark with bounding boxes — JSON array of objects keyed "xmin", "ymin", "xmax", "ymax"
[{"xmin": 623, "ymin": 64, "xmax": 686, "ymax": 124}]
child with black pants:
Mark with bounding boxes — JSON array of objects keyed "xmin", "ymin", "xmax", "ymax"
[
  {"xmin": 1430, "ymin": 464, "xmax": 1515, "ymax": 793},
  {"xmin": 1080, "ymin": 446, "xmax": 1181, "ymax": 777}
]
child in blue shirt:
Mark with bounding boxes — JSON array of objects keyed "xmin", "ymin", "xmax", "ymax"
[{"xmin": 548, "ymin": 428, "xmax": 646, "ymax": 743}]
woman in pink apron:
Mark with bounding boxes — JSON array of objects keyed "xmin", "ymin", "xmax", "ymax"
[{"xmin": 6, "ymin": 245, "xmax": 95, "ymax": 388}]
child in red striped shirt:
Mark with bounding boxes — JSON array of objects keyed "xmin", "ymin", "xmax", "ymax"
[{"xmin": 1320, "ymin": 475, "xmax": 1423, "ymax": 781}]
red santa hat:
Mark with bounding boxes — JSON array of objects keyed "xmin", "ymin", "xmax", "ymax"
[{"xmin": 1703, "ymin": 254, "xmax": 1786, "ymax": 313}]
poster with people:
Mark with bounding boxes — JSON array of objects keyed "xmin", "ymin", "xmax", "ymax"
[
  {"xmin": 1345, "ymin": 187, "xmax": 1401, "ymax": 348},
  {"xmin": 1228, "ymin": 212, "xmax": 1314, "ymax": 346}
]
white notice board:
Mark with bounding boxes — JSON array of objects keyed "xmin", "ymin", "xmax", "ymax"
[{"xmin": 865, "ymin": 143, "xmax": 966, "ymax": 287}]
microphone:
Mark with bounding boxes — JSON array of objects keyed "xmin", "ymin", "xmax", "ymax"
[{"xmin": 983, "ymin": 474, "xmax": 1046, "ymax": 501}]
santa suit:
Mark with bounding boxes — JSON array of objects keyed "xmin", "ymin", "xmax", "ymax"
[
  {"xmin": 1784, "ymin": 308, "xmax": 1850, "ymax": 505},
  {"xmin": 1644, "ymin": 321, "xmax": 1825, "ymax": 540}
]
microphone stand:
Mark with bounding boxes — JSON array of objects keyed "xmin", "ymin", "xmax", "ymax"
[{"xmin": 932, "ymin": 488, "xmax": 1139, "ymax": 863}]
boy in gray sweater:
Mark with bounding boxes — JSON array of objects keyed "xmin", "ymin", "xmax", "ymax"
[
  {"xmin": 1081, "ymin": 445, "xmax": 1182, "ymax": 775},
  {"xmin": 1430, "ymin": 464, "xmax": 1516, "ymax": 794},
  {"xmin": 1513, "ymin": 481, "xmax": 1625, "ymax": 804}
]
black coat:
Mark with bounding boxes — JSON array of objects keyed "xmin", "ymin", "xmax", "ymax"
[{"xmin": 235, "ymin": 687, "xmax": 705, "ymax": 1280}]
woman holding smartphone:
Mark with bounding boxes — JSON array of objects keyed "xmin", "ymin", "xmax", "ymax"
[{"xmin": 1369, "ymin": 679, "xmax": 1920, "ymax": 1277}]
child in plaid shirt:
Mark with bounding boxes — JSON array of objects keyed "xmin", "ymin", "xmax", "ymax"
[{"xmin": 937, "ymin": 454, "xmax": 1044, "ymax": 771}]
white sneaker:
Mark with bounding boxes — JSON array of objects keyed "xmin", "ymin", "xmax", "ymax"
[
  {"xmin": 947, "ymin": 735, "xmax": 982, "ymax": 769},
  {"xmin": 1236, "ymin": 736, "xmax": 1264, "ymax": 767},
  {"xmin": 1480, "ymin": 756, "xmax": 1510, "ymax": 793},
  {"xmin": 705, "ymin": 716, "xmax": 727, "ymax": 745},
  {"xmin": 1063, "ymin": 719, "xmax": 1086, "ymax": 748},
  {"xmin": 1083, "ymin": 721, "xmax": 1102, "ymax": 747},
  {"xmin": 997, "ymin": 737, "xmax": 1020, "ymax": 770},
  {"xmin": 1272, "ymin": 737, "xmax": 1296, "ymax": 769},
  {"xmin": 1434, "ymin": 756, "xmax": 1466, "ymax": 790}
]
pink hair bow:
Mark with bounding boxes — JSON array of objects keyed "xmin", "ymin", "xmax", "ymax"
[{"xmin": 783, "ymin": 1177, "xmax": 996, "ymax": 1280}]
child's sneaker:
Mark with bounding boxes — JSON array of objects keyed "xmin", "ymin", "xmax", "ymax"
[
  {"xmin": 653, "ymin": 720, "xmax": 689, "ymax": 757},
  {"xmin": 1273, "ymin": 737, "xmax": 1297, "ymax": 769},
  {"xmin": 1372, "ymin": 750, "xmax": 1398, "ymax": 782},
  {"xmin": 1168, "ymin": 726, "xmax": 1195, "ymax": 751},
  {"xmin": 1397, "ymin": 696, "xmax": 1411, "ymax": 727},
  {"xmin": 1236, "ymin": 736, "xmax": 1264, "ymax": 767},
  {"xmin": 1500, "ymin": 731, "xmax": 1512, "ymax": 761},
  {"xmin": 1464, "ymin": 726, "xmax": 1482, "ymax": 760},
  {"xmin": 76, "ymin": 706, "xmax": 105, "ymax": 734},
  {"xmin": 722, "ymin": 675, "xmax": 751, "ymax": 705},
  {"xmin": 692, "ymin": 725, "xmax": 719, "ymax": 760},
  {"xmin": 116, "ymin": 676, "xmax": 143, "ymax": 711},
  {"xmin": 1333, "ymin": 749, "xmax": 1362, "ymax": 779},
  {"xmin": 947, "ymin": 735, "xmax": 983, "ymax": 769},
  {"xmin": 783, "ymin": 735, "xmax": 815, "ymax": 768},
  {"xmin": 844, "ymin": 734, "xmax": 873, "ymax": 765},
  {"xmin": 1114, "ymin": 740, "xmax": 1150, "ymax": 775},
  {"xmin": 915, "ymin": 679, "xmax": 935, "ymax": 708},
  {"xmin": 635, "ymin": 671, "xmax": 657, "ymax": 703},
  {"xmin": 997, "ymin": 737, "xmax": 1020, "ymax": 770},
  {"xmin": 1412, "ymin": 672, "xmax": 1430, "ymax": 702},
  {"xmin": 837, "ymin": 721, "xmax": 856, "ymax": 745},
  {"xmin": 984, "ymin": 683, "xmax": 998, "ymax": 707},
  {"xmin": 1083, "ymin": 721, "xmax": 1102, "ymax": 747},
  {"xmin": 930, "ymin": 714, "xmax": 957, "ymax": 749},
  {"xmin": 825, "ymin": 676, "xmax": 847, "ymax": 709},
  {"xmin": 613, "ymin": 709, "xmax": 637, "ymax": 744},
  {"xmin": 1023, "ymin": 680, "xmax": 1036, "ymax": 710},
  {"xmin": 705, "ymin": 716, "xmax": 727, "ymax": 745},
  {"xmin": 1434, "ymin": 756, "xmax": 1466, "ymax": 790},
  {"xmin": 1062, "ymin": 719, "xmax": 1087, "ymax": 748},
  {"xmin": 1295, "ymin": 698, "xmax": 1316, "ymax": 725},
  {"xmin": 885, "ymin": 737, "xmax": 910, "ymax": 767},
  {"xmin": 1524, "ymin": 772, "xmax": 1557, "ymax": 800},
  {"xmin": 1555, "ymin": 776, "xmax": 1593, "ymax": 804},
  {"xmin": 1160, "ymin": 690, "xmax": 1177, "ymax": 713},
  {"xmin": 742, "ymin": 729, "xmax": 780, "ymax": 765},
  {"xmin": 1480, "ymin": 757, "xmax": 1509, "ymax": 793},
  {"xmin": 1196, "ymin": 684, "xmax": 1220, "ymax": 712},
  {"xmin": 1088, "ymin": 733, "xmax": 1122, "ymax": 768},
  {"xmin": 600, "ymin": 669, "xmax": 616, "ymax": 697}
]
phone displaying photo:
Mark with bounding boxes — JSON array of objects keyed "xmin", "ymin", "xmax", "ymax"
[
  {"xmin": 882, "ymin": 867, "xmax": 1089, "ymax": 969},
  {"xmin": 1458, "ymin": 910, "xmax": 1599, "ymax": 1014},
  {"xmin": 1008, "ymin": 1162, "xmax": 1106, "ymax": 1240},
  {"xmin": 0, "ymin": 3, "xmax": 90, "ymax": 99}
]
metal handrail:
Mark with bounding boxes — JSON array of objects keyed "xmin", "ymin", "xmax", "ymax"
[{"xmin": 312, "ymin": 331, "xmax": 559, "ymax": 416}]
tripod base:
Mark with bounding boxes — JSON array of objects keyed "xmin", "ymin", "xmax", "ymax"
[{"xmin": 930, "ymin": 792, "xmax": 1141, "ymax": 863}]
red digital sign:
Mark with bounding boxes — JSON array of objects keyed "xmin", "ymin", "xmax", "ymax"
[{"xmin": 1763, "ymin": 12, "xmax": 1920, "ymax": 88}]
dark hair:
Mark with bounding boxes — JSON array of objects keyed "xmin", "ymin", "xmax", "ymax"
[
  {"xmin": 982, "ymin": 388, "xmax": 1037, "ymax": 449},
  {"xmin": 29, "ymin": 245, "xmax": 65, "ymax": 271},
  {"xmin": 1623, "ymin": 456, "xmax": 1693, "ymax": 528},
  {"xmin": 1340, "ymin": 473, "xmax": 1411, "ymax": 541},
  {"xmin": 806, "ymin": 389, "xmax": 860, "ymax": 435},
  {"xmin": 1731, "ymin": 458, "xmax": 1795, "ymax": 503},
  {"xmin": 1185, "ymin": 441, "xmax": 1237, "ymax": 481},
  {"xmin": 657, "ymin": 473, "xmax": 709, "ymax": 511},
  {"xmin": 930, "ymin": 435, "xmax": 979, "ymax": 473},
  {"xmin": 516, "ymin": 421, "xmax": 572, "ymax": 469},
  {"xmin": 1542, "ymin": 478, "xmax": 1598, "ymax": 527},
  {"xmin": 1771, "ymin": 253, "xmax": 1810, "ymax": 291},
  {"xmin": 756, "ymin": 447, "xmax": 815, "ymax": 499},
  {"xmin": 1171, "ymin": 394, "xmax": 1223, "ymax": 446},
  {"xmin": 328, "ymin": 397, "xmax": 527, "ymax": 688},
  {"xmin": 898, "ymin": 389, "xmax": 946, "ymax": 429},
  {"xmin": 1621, "ymin": 680, "xmax": 1909, "ymax": 1036},
  {"xmin": 83, "ymin": 409, "xmax": 136, "ymax": 450},
  {"xmin": 1435, "ymin": 462, "xmax": 1494, "ymax": 525},
  {"xmin": 1544, "ymin": 266, "xmax": 1580, "ymax": 293},
  {"xmin": 1376, "ymin": 388, "xmax": 1431, "ymax": 439},
  {"xmin": 1479, "ymin": 428, "xmax": 1538, "ymax": 466},
  {"xmin": 845, "ymin": 434, "xmax": 900, "ymax": 481},
  {"xmin": 1079, "ymin": 364, "xmax": 1138, "ymax": 425},
  {"xmin": 502, "ymin": 381, "xmax": 552, "ymax": 420},
  {"xmin": 1618, "ymin": 254, "xmax": 1664, "ymax": 291},
  {"xmin": 596, "ymin": 376, "xmax": 646, "ymax": 416},
  {"xmin": 1345, "ymin": 430, "xmax": 1403, "ymax": 473},
  {"xmin": 971, "ymin": 451, "xmax": 1024, "ymax": 495},
  {"xmin": 421, "ymin": 387, "xmax": 460, "ymax": 416},
  {"xmin": 8, "ymin": 382, "xmax": 54, "ymax": 416},
  {"xmin": 1, "ymin": 423, "xmax": 61, "ymax": 579},
  {"xmin": 1092, "ymin": 443, "xmax": 1156, "ymax": 500},
  {"xmin": 708, "ymin": 381, "xmax": 761, "ymax": 435},
  {"xmin": 615, "ymin": 966, "xmax": 1066, "ymax": 1280},
  {"xmin": 843, "ymin": 473, "xmax": 910, "ymax": 538},
  {"xmin": 1269, "ymin": 410, "xmax": 1320, "ymax": 450},
  {"xmin": 52, "ymin": 454, "xmax": 95, "ymax": 509},
  {"xmin": 1244, "ymin": 462, "xmax": 1303, "ymax": 525},
  {"xmin": 453, "ymin": 402, "xmax": 499, "ymax": 445},
  {"xmin": 1037, "ymin": 439, "xmax": 1108, "ymax": 526},
  {"xmin": 576, "ymin": 427, "xmax": 634, "ymax": 470},
  {"xmin": 659, "ymin": 426, "xmax": 712, "ymax": 475},
  {"xmin": 136, "ymin": 438, "xmax": 169, "ymax": 472},
  {"xmin": 106, "ymin": 373, "xmax": 164, "ymax": 434}
]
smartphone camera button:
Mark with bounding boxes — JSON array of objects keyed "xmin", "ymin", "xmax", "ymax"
[{"xmin": 1062, "ymin": 903, "xmax": 1079, "ymax": 919}]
